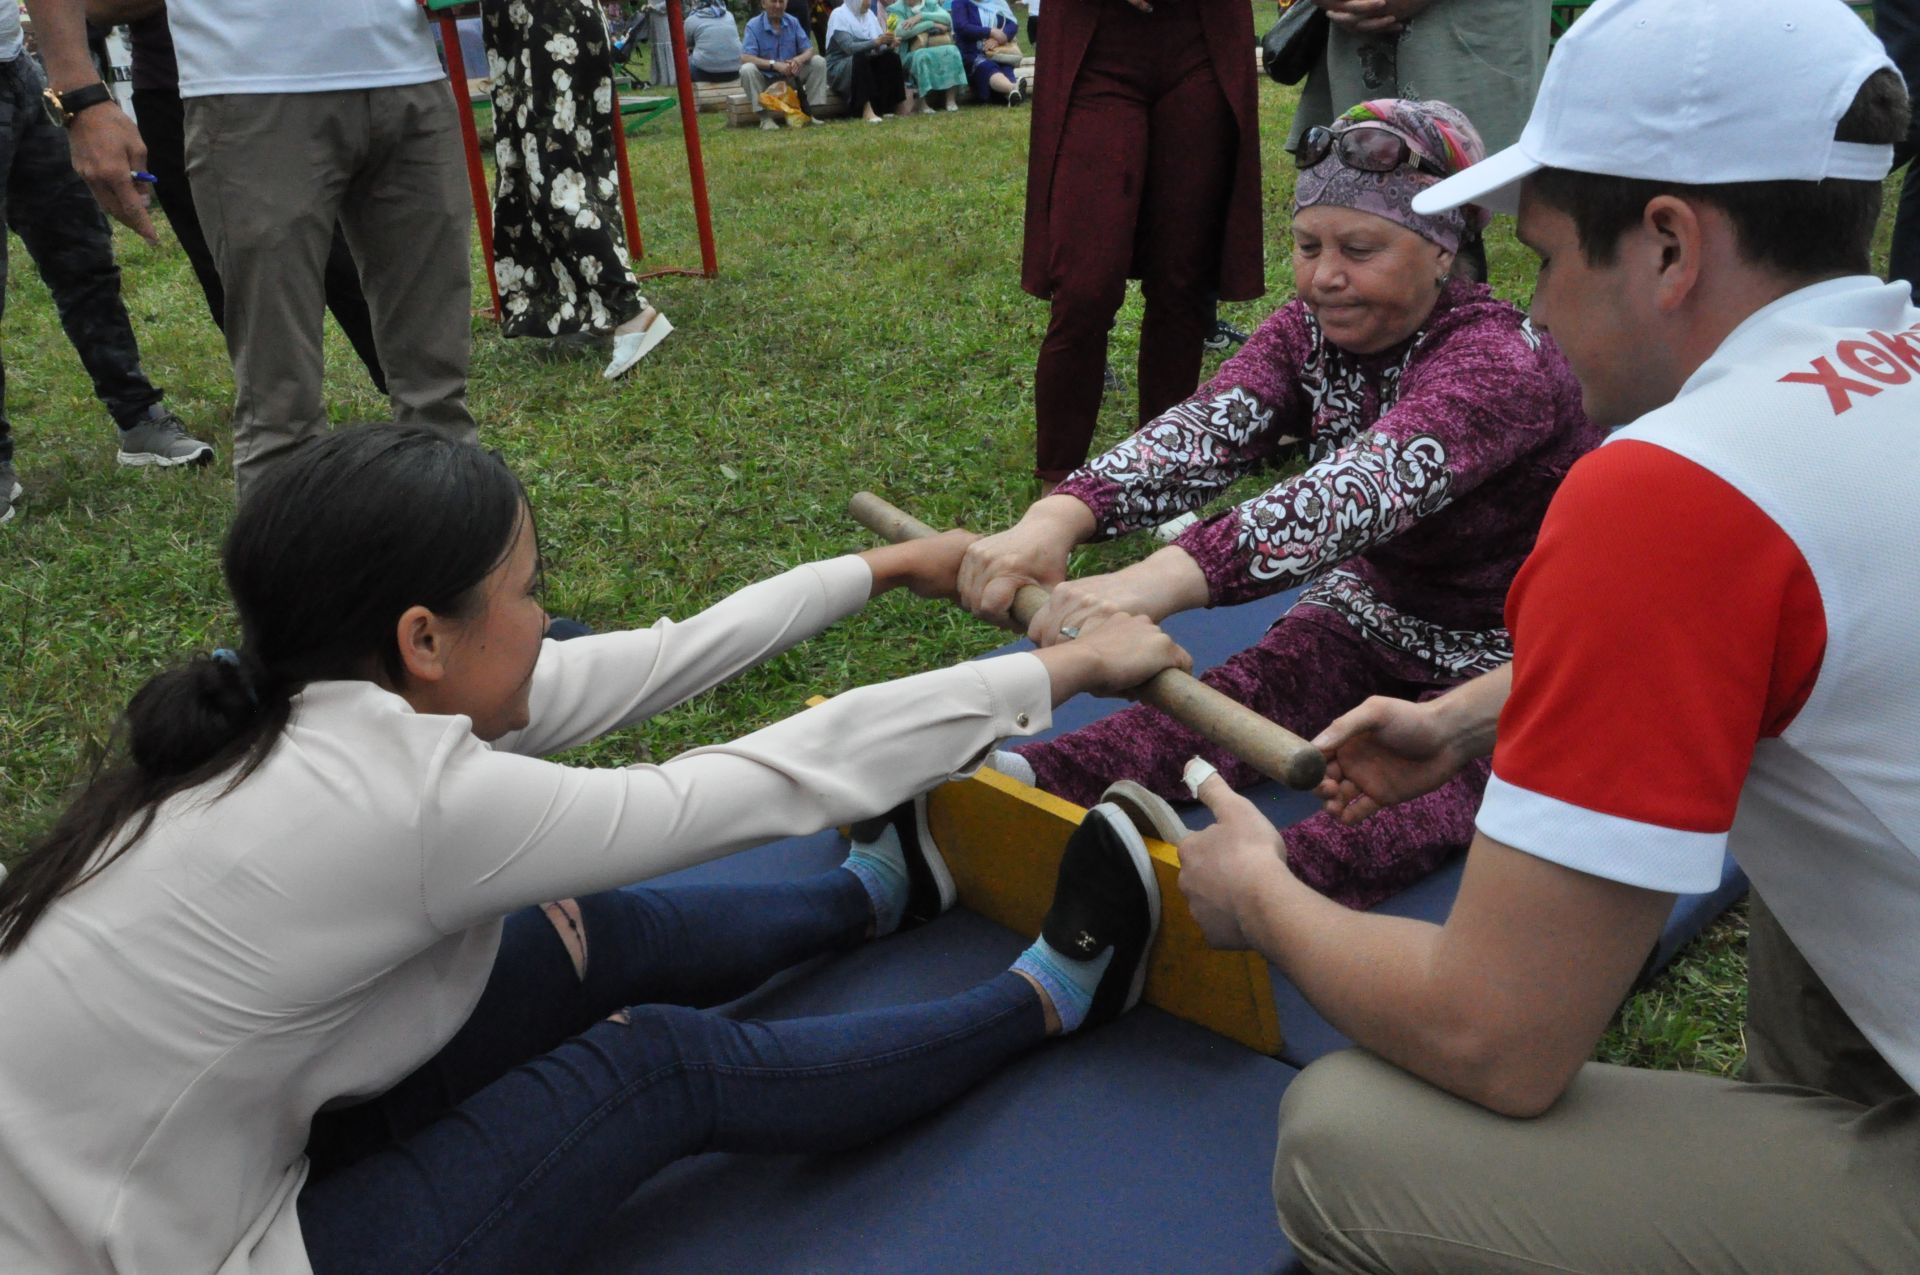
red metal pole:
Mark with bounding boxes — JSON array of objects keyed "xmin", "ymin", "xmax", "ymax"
[
  {"xmin": 437, "ymin": 13, "xmax": 502, "ymax": 319},
  {"xmin": 612, "ymin": 85, "xmax": 646, "ymax": 262},
  {"xmin": 665, "ymin": 0, "xmax": 720, "ymax": 277}
]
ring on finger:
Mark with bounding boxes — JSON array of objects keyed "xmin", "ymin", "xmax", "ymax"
[{"xmin": 1058, "ymin": 624, "xmax": 1081, "ymax": 640}]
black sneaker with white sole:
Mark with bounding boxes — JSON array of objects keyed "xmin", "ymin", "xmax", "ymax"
[
  {"xmin": 848, "ymin": 794, "xmax": 956, "ymax": 930},
  {"xmin": 1038, "ymin": 803, "xmax": 1161, "ymax": 1027}
]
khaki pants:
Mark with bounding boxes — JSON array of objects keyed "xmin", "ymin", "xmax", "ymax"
[
  {"xmin": 739, "ymin": 59, "xmax": 829, "ymax": 119},
  {"xmin": 185, "ymin": 83, "xmax": 478, "ymax": 501},
  {"xmin": 1274, "ymin": 897, "xmax": 1920, "ymax": 1273}
]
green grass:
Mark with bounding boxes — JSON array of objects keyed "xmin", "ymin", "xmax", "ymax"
[{"xmin": 6, "ymin": 74, "xmax": 1899, "ymax": 1074}]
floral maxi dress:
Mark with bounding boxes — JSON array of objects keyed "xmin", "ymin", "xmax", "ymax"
[{"xmin": 483, "ymin": 0, "xmax": 648, "ymax": 337}]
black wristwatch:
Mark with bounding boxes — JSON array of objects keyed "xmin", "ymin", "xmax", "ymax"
[{"xmin": 42, "ymin": 82, "xmax": 115, "ymax": 129}]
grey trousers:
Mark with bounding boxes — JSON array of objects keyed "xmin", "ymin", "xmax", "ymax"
[
  {"xmin": 739, "ymin": 59, "xmax": 830, "ymax": 117},
  {"xmin": 185, "ymin": 82, "xmax": 478, "ymax": 501},
  {"xmin": 1273, "ymin": 897, "xmax": 1920, "ymax": 1273}
]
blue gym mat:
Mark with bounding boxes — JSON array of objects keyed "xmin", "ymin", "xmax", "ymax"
[
  {"xmin": 572, "ymin": 590, "xmax": 1745, "ymax": 1271},
  {"xmin": 577, "ymin": 846, "xmax": 1303, "ymax": 1274}
]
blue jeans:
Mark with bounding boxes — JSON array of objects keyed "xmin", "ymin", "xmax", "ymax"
[{"xmin": 296, "ymin": 873, "xmax": 1046, "ymax": 1274}]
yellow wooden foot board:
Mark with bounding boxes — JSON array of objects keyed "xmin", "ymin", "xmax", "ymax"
[{"xmin": 928, "ymin": 768, "xmax": 1281, "ymax": 1055}]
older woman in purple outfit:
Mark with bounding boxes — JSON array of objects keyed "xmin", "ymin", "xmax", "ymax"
[{"xmin": 959, "ymin": 99, "xmax": 1600, "ymax": 908}]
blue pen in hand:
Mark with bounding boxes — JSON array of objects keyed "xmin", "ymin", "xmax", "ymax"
[{"xmin": 131, "ymin": 170, "xmax": 158, "ymax": 185}]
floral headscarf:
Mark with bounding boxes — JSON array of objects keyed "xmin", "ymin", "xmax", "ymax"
[{"xmin": 1293, "ymin": 98, "xmax": 1493, "ymax": 253}]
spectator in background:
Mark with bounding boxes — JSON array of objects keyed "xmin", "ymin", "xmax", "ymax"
[
  {"xmin": 642, "ymin": 0, "xmax": 677, "ymax": 85},
  {"xmin": 888, "ymin": 0, "xmax": 966, "ymax": 113},
  {"xmin": 1020, "ymin": 0, "xmax": 1262, "ymax": 487},
  {"xmin": 951, "ymin": 0, "xmax": 1023, "ymax": 105},
  {"xmin": 0, "ymin": 0, "xmax": 212, "ymax": 528},
  {"xmin": 1876, "ymin": 0, "xmax": 1920, "ymax": 294},
  {"xmin": 740, "ymin": 0, "xmax": 829, "ymax": 128},
  {"xmin": 827, "ymin": 0, "xmax": 907, "ymax": 124},
  {"xmin": 25, "ymin": 0, "xmax": 479, "ymax": 503},
  {"xmin": 482, "ymin": 0, "xmax": 673, "ymax": 378},
  {"xmin": 684, "ymin": 0, "xmax": 745, "ymax": 82},
  {"xmin": 1287, "ymin": 0, "xmax": 1548, "ymax": 279},
  {"xmin": 85, "ymin": 0, "xmax": 388, "ymax": 399}
]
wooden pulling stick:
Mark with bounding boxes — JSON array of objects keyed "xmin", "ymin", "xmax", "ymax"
[{"xmin": 849, "ymin": 492, "xmax": 1328, "ymax": 791}]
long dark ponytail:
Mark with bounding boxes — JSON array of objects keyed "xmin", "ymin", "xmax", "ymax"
[{"xmin": 0, "ymin": 427, "xmax": 528, "ymax": 955}]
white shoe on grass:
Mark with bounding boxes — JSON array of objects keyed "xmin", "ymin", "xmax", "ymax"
[{"xmin": 603, "ymin": 309, "xmax": 674, "ymax": 380}]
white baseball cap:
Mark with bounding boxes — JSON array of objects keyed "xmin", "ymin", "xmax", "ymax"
[{"xmin": 1413, "ymin": 0, "xmax": 1899, "ymax": 217}]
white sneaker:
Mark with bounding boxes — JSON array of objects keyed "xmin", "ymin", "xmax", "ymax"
[
  {"xmin": 759, "ymin": 117, "xmax": 781, "ymax": 131},
  {"xmin": 602, "ymin": 311, "xmax": 674, "ymax": 379}
]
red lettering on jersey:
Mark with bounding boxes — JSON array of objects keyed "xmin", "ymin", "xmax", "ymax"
[
  {"xmin": 1837, "ymin": 339, "xmax": 1912, "ymax": 384},
  {"xmin": 1869, "ymin": 328, "xmax": 1920, "ymax": 373},
  {"xmin": 1779, "ymin": 355, "xmax": 1883, "ymax": 413}
]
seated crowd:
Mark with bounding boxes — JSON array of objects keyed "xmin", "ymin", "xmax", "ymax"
[{"xmin": 691, "ymin": 0, "xmax": 1028, "ymax": 128}]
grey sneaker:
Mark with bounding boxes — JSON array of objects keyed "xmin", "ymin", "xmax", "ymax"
[
  {"xmin": 0, "ymin": 460, "xmax": 20, "ymax": 526},
  {"xmin": 117, "ymin": 407, "xmax": 214, "ymax": 469}
]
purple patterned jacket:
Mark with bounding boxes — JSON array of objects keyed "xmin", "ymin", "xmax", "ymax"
[{"xmin": 1055, "ymin": 280, "xmax": 1599, "ymax": 680}]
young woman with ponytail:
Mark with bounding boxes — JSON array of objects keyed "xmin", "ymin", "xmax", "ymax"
[{"xmin": 0, "ymin": 426, "xmax": 1187, "ymax": 1275}]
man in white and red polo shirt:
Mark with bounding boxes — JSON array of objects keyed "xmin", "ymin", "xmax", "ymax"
[{"xmin": 1172, "ymin": 0, "xmax": 1920, "ymax": 1268}]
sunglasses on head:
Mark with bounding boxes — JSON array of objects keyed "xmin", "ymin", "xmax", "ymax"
[{"xmin": 1295, "ymin": 123, "xmax": 1450, "ymax": 179}]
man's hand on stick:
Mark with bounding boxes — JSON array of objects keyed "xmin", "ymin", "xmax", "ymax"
[{"xmin": 1312, "ymin": 695, "xmax": 1469, "ymax": 825}]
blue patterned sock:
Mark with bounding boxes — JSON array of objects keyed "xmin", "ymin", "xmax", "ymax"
[
  {"xmin": 843, "ymin": 824, "xmax": 909, "ymax": 937},
  {"xmin": 1011, "ymin": 936, "xmax": 1113, "ymax": 1033}
]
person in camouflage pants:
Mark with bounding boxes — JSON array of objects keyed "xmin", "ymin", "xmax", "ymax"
[{"xmin": 0, "ymin": 38, "xmax": 212, "ymax": 525}]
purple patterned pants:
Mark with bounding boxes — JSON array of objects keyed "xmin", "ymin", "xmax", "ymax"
[{"xmin": 1017, "ymin": 607, "xmax": 1490, "ymax": 910}]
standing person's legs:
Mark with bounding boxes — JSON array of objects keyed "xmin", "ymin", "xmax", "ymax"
[
  {"xmin": 1033, "ymin": 28, "xmax": 1150, "ymax": 481},
  {"xmin": 1743, "ymin": 891, "xmax": 1914, "ymax": 1107},
  {"xmin": 131, "ymin": 85, "xmax": 227, "ymax": 329},
  {"xmin": 0, "ymin": 56, "xmax": 28, "ymax": 472},
  {"xmin": 8, "ymin": 59, "xmax": 165, "ymax": 431},
  {"xmin": 1274, "ymin": 1050, "xmax": 1920, "ymax": 1273},
  {"xmin": 187, "ymin": 90, "xmax": 350, "ymax": 498},
  {"xmin": 321, "ymin": 228, "xmax": 390, "ymax": 397},
  {"xmin": 1133, "ymin": 22, "xmax": 1236, "ymax": 425},
  {"xmin": 137, "ymin": 86, "xmax": 385, "ymax": 396},
  {"xmin": 337, "ymin": 82, "xmax": 477, "ymax": 452}
]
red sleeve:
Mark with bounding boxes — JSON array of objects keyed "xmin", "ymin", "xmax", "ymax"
[{"xmin": 1477, "ymin": 440, "xmax": 1824, "ymax": 889}]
